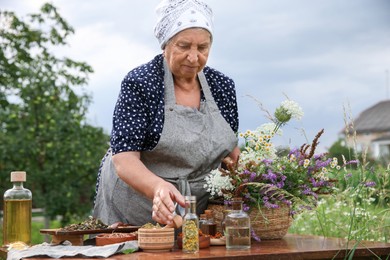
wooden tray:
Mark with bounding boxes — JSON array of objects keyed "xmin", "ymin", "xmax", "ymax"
[
  {"xmin": 40, "ymin": 226, "xmax": 139, "ymax": 245},
  {"xmin": 40, "ymin": 226, "xmax": 139, "ymax": 236}
]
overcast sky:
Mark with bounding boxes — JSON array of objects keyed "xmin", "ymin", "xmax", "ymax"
[{"xmin": 2, "ymin": 0, "xmax": 390, "ymax": 152}]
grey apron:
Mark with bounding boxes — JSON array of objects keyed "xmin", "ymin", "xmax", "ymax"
[{"xmin": 93, "ymin": 60, "xmax": 237, "ymax": 225}]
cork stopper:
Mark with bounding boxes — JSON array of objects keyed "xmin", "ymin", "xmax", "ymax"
[{"xmin": 10, "ymin": 171, "xmax": 26, "ymax": 182}]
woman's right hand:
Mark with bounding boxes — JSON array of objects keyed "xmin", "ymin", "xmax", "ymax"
[
  {"xmin": 151, "ymin": 181, "xmax": 185, "ymax": 225},
  {"xmin": 112, "ymin": 151, "xmax": 185, "ymax": 225}
]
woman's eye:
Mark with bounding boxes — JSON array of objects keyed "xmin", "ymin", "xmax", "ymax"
[
  {"xmin": 198, "ymin": 46, "xmax": 208, "ymax": 52},
  {"xmin": 177, "ymin": 44, "xmax": 190, "ymax": 50}
]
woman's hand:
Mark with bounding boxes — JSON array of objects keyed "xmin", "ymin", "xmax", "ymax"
[
  {"xmin": 228, "ymin": 146, "xmax": 240, "ymax": 164},
  {"xmin": 112, "ymin": 151, "xmax": 185, "ymax": 225},
  {"xmin": 151, "ymin": 182, "xmax": 185, "ymax": 225},
  {"xmin": 221, "ymin": 146, "xmax": 240, "ymax": 170}
]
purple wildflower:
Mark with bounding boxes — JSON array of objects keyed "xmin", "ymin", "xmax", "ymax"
[
  {"xmin": 344, "ymin": 160, "xmax": 359, "ymax": 166},
  {"xmin": 242, "ymin": 169, "xmax": 252, "ymax": 175},
  {"xmin": 264, "ymin": 201, "xmax": 279, "ymax": 209},
  {"xmin": 301, "ymin": 185, "xmax": 318, "ymax": 199},
  {"xmin": 276, "ymin": 181, "xmax": 284, "ymax": 189},
  {"xmin": 242, "ymin": 204, "xmax": 250, "ymax": 212},
  {"xmin": 251, "ymin": 229, "xmax": 261, "ymax": 241},
  {"xmin": 262, "ymin": 159, "xmax": 274, "ymax": 166},
  {"xmin": 364, "ymin": 181, "xmax": 376, "ymax": 187},
  {"xmin": 313, "ymin": 153, "xmax": 327, "ymax": 160},
  {"xmin": 263, "ymin": 169, "xmax": 278, "ymax": 182},
  {"xmin": 315, "ymin": 158, "xmax": 331, "ymax": 168},
  {"xmin": 310, "ymin": 178, "xmax": 326, "ymax": 187},
  {"xmin": 288, "ymin": 148, "xmax": 300, "ymax": 158},
  {"xmin": 250, "ymin": 172, "xmax": 257, "ymax": 182}
]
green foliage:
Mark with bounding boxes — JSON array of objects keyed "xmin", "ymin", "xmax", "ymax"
[
  {"xmin": 328, "ymin": 138, "xmax": 355, "ymax": 165},
  {"xmin": 289, "ymin": 192, "xmax": 390, "ymax": 243},
  {"xmin": 290, "ymin": 164, "xmax": 390, "ymax": 246},
  {"xmin": 0, "ymin": 220, "xmax": 61, "ymax": 245},
  {"xmin": 337, "ymin": 166, "xmax": 390, "ymax": 208},
  {"xmin": 0, "ymin": 3, "xmax": 109, "ymax": 224}
]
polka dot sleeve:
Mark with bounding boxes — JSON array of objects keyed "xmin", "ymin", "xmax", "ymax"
[
  {"xmin": 204, "ymin": 67, "xmax": 239, "ymax": 133},
  {"xmin": 110, "ymin": 56, "xmax": 165, "ymax": 154}
]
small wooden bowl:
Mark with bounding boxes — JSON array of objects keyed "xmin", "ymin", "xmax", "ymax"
[
  {"xmin": 177, "ymin": 235, "xmax": 210, "ymax": 249},
  {"xmin": 96, "ymin": 233, "xmax": 137, "ymax": 246},
  {"xmin": 137, "ymin": 227, "xmax": 175, "ymax": 252}
]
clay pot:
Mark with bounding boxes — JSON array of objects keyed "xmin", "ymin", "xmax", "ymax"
[
  {"xmin": 95, "ymin": 233, "xmax": 137, "ymax": 246},
  {"xmin": 137, "ymin": 227, "xmax": 175, "ymax": 252}
]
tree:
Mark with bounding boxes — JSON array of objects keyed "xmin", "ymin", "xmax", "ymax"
[{"xmin": 0, "ymin": 3, "xmax": 110, "ymax": 224}]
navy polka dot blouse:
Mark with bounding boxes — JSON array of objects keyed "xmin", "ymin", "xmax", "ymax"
[{"xmin": 110, "ymin": 54, "xmax": 239, "ymax": 154}]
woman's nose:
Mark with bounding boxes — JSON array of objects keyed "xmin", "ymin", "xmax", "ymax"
[{"xmin": 187, "ymin": 50, "xmax": 198, "ymax": 63}]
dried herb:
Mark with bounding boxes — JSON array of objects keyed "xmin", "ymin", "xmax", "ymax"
[
  {"xmin": 60, "ymin": 216, "xmax": 108, "ymax": 231},
  {"xmin": 182, "ymin": 219, "xmax": 199, "ymax": 253},
  {"xmin": 140, "ymin": 223, "xmax": 162, "ymax": 229}
]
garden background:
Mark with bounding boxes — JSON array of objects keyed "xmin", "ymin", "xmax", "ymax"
[{"xmin": 0, "ymin": 2, "xmax": 389, "ymax": 253}]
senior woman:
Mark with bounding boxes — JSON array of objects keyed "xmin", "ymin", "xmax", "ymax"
[{"xmin": 93, "ymin": 0, "xmax": 240, "ymax": 227}]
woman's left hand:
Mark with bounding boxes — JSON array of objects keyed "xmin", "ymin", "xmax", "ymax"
[{"xmin": 228, "ymin": 146, "xmax": 240, "ymax": 164}]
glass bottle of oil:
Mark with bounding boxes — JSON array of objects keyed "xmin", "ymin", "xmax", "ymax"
[
  {"xmin": 182, "ymin": 196, "xmax": 199, "ymax": 253},
  {"xmin": 225, "ymin": 197, "xmax": 251, "ymax": 250},
  {"xmin": 3, "ymin": 171, "xmax": 32, "ymax": 245},
  {"xmin": 202, "ymin": 209, "xmax": 217, "ymax": 236}
]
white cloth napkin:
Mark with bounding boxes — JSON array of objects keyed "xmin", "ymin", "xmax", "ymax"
[{"xmin": 7, "ymin": 241, "xmax": 138, "ymax": 260}]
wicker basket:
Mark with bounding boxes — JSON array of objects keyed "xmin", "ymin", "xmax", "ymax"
[{"xmin": 207, "ymin": 202, "xmax": 292, "ymax": 240}]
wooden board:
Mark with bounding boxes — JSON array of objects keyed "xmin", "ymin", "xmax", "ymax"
[
  {"xmin": 210, "ymin": 237, "xmax": 226, "ymax": 246},
  {"xmin": 40, "ymin": 226, "xmax": 139, "ymax": 236}
]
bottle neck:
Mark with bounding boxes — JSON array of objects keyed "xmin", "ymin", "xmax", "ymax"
[
  {"xmin": 231, "ymin": 201, "xmax": 243, "ymax": 211},
  {"xmin": 12, "ymin": 182, "xmax": 24, "ymax": 189},
  {"xmin": 185, "ymin": 200, "xmax": 197, "ymax": 214}
]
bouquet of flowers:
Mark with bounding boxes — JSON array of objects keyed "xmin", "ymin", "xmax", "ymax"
[{"xmin": 204, "ymin": 99, "xmax": 357, "ymax": 215}]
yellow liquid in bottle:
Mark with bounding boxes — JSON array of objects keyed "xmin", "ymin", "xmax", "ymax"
[{"xmin": 3, "ymin": 199, "xmax": 32, "ymax": 245}]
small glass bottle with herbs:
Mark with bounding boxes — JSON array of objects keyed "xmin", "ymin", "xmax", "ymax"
[{"xmin": 182, "ymin": 196, "xmax": 199, "ymax": 253}]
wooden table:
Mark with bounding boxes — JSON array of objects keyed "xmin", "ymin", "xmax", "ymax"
[{"xmin": 3, "ymin": 234, "xmax": 390, "ymax": 259}]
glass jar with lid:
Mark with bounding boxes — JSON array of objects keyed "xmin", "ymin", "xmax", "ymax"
[{"xmin": 225, "ymin": 197, "xmax": 251, "ymax": 250}]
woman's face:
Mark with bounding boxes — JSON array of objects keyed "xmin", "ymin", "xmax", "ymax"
[{"xmin": 164, "ymin": 28, "xmax": 212, "ymax": 80}]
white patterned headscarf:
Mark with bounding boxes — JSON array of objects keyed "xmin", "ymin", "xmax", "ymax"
[{"xmin": 154, "ymin": 0, "xmax": 214, "ymax": 49}]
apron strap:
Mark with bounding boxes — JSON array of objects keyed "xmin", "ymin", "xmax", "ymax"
[
  {"xmin": 163, "ymin": 59, "xmax": 176, "ymax": 106},
  {"xmin": 197, "ymin": 71, "xmax": 219, "ymax": 110},
  {"xmin": 165, "ymin": 175, "xmax": 206, "ymax": 216}
]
